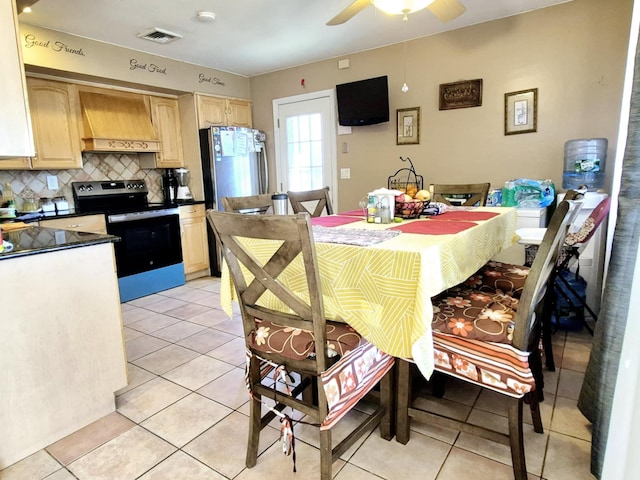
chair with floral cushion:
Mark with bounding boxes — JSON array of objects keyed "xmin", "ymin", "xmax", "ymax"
[
  {"xmin": 466, "ymin": 192, "xmax": 609, "ymax": 370},
  {"xmin": 206, "ymin": 210, "xmax": 394, "ymax": 480},
  {"xmin": 428, "ymin": 182, "xmax": 491, "ymax": 207},
  {"xmin": 287, "ymin": 186, "xmax": 334, "ymax": 217},
  {"xmin": 396, "ymin": 200, "xmax": 573, "ymax": 480}
]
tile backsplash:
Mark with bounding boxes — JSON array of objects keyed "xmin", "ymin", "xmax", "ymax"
[{"xmin": 0, "ymin": 153, "xmax": 165, "ymax": 211}]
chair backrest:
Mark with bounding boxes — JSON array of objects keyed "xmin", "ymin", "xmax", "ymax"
[
  {"xmin": 287, "ymin": 187, "xmax": 334, "ymax": 217},
  {"xmin": 512, "ymin": 200, "xmax": 573, "ymax": 350},
  {"xmin": 221, "ymin": 193, "xmax": 273, "ymax": 215},
  {"xmin": 206, "ymin": 210, "xmax": 330, "ymax": 372},
  {"xmin": 429, "ymin": 183, "xmax": 491, "ymax": 207},
  {"xmin": 564, "ymin": 196, "xmax": 611, "ymax": 247}
]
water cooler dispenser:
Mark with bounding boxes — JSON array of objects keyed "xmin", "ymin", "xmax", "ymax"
[{"xmin": 562, "ymin": 138, "xmax": 607, "ymax": 190}]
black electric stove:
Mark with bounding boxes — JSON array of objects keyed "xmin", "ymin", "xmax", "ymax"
[{"xmin": 72, "ymin": 180, "xmax": 185, "ymax": 302}]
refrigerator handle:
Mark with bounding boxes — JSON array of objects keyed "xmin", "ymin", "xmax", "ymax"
[{"xmin": 259, "ymin": 142, "xmax": 268, "ymax": 194}]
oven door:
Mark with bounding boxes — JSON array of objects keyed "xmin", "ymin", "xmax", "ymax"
[{"xmin": 107, "ymin": 208, "xmax": 182, "ymax": 278}]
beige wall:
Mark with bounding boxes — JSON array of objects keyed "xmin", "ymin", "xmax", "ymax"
[
  {"xmin": 18, "ymin": 23, "xmax": 251, "ymax": 97},
  {"xmin": 250, "ymin": 0, "xmax": 633, "ymax": 212}
]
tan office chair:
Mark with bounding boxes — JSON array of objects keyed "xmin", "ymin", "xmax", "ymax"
[
  {"xmin": 206, "ymin": 210, "xmax": 395, "ymax": 480},
  {"xmin": 221, "ymin": 193, "xmax": 273, "ymax": 214},
  {"xmin": 287, "ymin": 186, "xmax": 334, "ymax": 217},
  {"xmin": 429, "ymin": 183, "xmax": 491, "ymax": 207},
  {"xmin": 397, "ymin": 200, "xmax": 573, "ymax": 480}
]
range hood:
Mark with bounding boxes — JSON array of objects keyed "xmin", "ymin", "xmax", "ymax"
[{"xmin": 79, "ymin": 91, "xmax": 161, "ymax": 153}]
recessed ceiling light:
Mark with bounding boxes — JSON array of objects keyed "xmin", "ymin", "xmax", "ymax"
[{"xmin": 197, "ymin": 11, "xmax": 216, "ymax": 23}]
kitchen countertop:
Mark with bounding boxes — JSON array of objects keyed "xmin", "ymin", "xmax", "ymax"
[
  {"xmin": 0, "ymin": 226, "xmax": 118, "ymax": 261},
  {"xmin": 2, "ymin": 199, "xmax": 206, "ymax": 224}
]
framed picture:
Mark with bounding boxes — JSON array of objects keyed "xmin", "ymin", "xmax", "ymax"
[
  {"xmin": 439, "ymin": 79, "xmax": 483, "ymax": 110},
  {"xmin": 504, "ymin": 88, "xmax": 538, "ymax": 135},
  {"xmin": 397, "ymin": 107, "xmax": 420, "ymax": 145}
]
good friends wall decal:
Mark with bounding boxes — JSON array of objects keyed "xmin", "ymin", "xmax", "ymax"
[{"xmin": 23, "ymin": 34, "xmax": 85, "ymax": 56}]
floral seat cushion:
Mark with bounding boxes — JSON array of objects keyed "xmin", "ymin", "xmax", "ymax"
[
  {"xmin": 248, "ymin": 318, "xmax": 366, "ymax": 360},
  {"xmin": 246, "ymin": 320, "xmax": 395, "ymax": 430},
  {"xmin": 432, "ymin": 286, "xmax": 519, "ymax": 343},
  {"xmin": 464, "ymin": 261, "xmax": 530, "ymax": 298},
  {"xmin": 431, "ymin": 286, "xmax": 534, "ymax": 398}
]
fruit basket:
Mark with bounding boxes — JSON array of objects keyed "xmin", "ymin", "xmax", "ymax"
[
  {"xmin": 395, "ymin": 199, "xmax": 424, "ymax": 219},
  {"xmin": 388, "ymin": 157, "xmax": 428, "ymax": 218},
  {"xmin": 388, "ymin": 157, "xmax": 423, "ymax": 196}
]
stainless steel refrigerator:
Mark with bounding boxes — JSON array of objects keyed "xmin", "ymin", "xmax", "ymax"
[{"xmin": 199, "ymin": 126, "xmax": 268, "ymax": 275}]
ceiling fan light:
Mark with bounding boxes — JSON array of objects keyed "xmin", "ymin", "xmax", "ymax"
[{"xmin": 372, "ymin": 0, "xmax": 434, "ymax": 15}]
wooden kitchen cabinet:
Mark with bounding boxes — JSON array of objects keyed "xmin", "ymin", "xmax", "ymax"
[
  {"xmin": 39, "ymin": 214, "xmax": 107, "ymax": 234},
  {"xmin": 196, "ymin": 94, "xmax": 252, "ymax": 129},
  {"xmin": 0, "ymin": 0, "xmax": 34, "ymax": 160},
  {"xmin": 179, "ymin": 204, "xmax": 210, "ymax": 277},
  {"xmin": 148, "ymin": 96, "xmax": 184, "ymax": 168},
  {"xmin": 28, "ymin": 78, "xmax": 84, "ymax": 170}
]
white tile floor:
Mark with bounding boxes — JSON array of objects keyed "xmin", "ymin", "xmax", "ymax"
[{"xmin": 1, "ymin": 277, "xmax": 596, "ymax": 479}]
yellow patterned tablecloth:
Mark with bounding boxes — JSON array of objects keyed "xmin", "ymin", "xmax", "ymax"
[{"xmin": 219, "ymin": 207, "xmax": 518, "ymax": 379}]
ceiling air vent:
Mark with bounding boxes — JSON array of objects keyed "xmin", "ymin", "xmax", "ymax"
[{"xmin": 136, "ymin": 27, "xmax": 182, "ymax": 44}]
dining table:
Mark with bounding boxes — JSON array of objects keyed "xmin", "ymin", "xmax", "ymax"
[{"xmin": 219, "ymin": 206, "xmax": 518, "ymax": 379}]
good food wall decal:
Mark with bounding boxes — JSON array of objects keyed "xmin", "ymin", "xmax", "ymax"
[{"xmin": 129, "ymin": 58, "xmax": 167, "ymax": 74}]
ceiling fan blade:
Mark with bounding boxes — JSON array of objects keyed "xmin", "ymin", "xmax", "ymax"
[
  {"xmin": 428, "ymin": 0, "xmax": 466, "ymax": 23},
  {"xmin": 327, "ymin": 0, "xmax": 372, "ymax": 26}
]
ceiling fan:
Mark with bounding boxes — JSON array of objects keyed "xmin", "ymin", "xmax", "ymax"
[{"xmin": 327, "ymin": 0, "xmax": 466, "ymax": 26}]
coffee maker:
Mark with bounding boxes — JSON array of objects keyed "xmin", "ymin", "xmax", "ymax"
[
  {"xmin": 162, "ymin": 169, "xmax": 178, "ymax": 205},
  {"xmin": 175, "ymin": 168, "xmax": 193, "ymax": 200}
]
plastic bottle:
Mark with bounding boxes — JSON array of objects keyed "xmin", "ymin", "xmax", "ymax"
[
  {"xmin": 3, "ymin": 183, "xmax": 14, "ymax": 208},
  {"xmin": 367, "ymin": 195, "xmax": 377, "ymax": 223},
  {"xmin": 563, "ymin": 138, "xmax": 607, "ymax": 190}
]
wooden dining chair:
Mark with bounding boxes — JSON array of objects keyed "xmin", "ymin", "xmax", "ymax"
[
  {"xmin": 287, "ymin": 186, "xmax": 334, "ymax": 217},
  {"xmin": 206, "ymin": 210, "xmax": 395, "ymax": 480},
  {"xmin": 429, "ymin": 182, "xmax": 491, "ymax": 206},
  {"xmin": 465, "ymin": 191, "xmax": 601, "ymax": 371},
  {"xmin": 396, "ymin": 200, "xmax": 573, "ymax": 480},
  {"xmin": 221, "ymin": 193, "xmax": 273, "ymax": 214}
]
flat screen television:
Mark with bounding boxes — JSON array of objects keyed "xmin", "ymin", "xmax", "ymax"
[{"xmin": 336, "ymin": 75, "xmax": 389, "ymax": 126}]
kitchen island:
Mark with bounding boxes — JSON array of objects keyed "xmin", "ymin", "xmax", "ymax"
[{"xmin": 0, "ymin": 226, "xmax": 128, "ymax": 468}]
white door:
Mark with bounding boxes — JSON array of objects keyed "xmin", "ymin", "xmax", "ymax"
[{"xmin": 273, "ymin": 89, "xmax": 337, "ymax": 208}]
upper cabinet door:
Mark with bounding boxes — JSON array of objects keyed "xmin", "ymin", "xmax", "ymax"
[
  {"xmin": 196, "ymin": 95, "xmax": 253, "ymax": 129},
  {"xmin": 149, "ymin": 96, "xmax": 184, "ymax": 168},
  {"xmin": 0, "ymin": 0, "xmax": 34, "ymax": 159},
  {"xmin": 28, "ymin": 78, "xmax": 83, "ymax": 170},
  {"xmin": 227, "ymin": 99, "xmax": 253, "ymax": 128},
  {"xmin": 197, "ymin": 95, "xmax": 227, "ymax": 128}
]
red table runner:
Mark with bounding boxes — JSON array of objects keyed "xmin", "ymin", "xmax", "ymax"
[
  {"xmin": 311, "ymin": 215, "xmax": 363, "ymax": 227},
  {"xmin": 337, "ymin": 209, "xmax": 366, "ymax": 217},
  {"xmin": 390, "ymin": 220, "xmax": 476, "ymax": 235}
]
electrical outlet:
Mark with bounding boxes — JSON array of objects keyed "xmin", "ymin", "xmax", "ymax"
[
  {"xmin": 340, "ymin": 168, "xmax": 351, "ymax": 179},
  {"xmin": 342, "ymin": 142, "xmax": 349, "ymax": 153},
  {"xmin": 46, "ymin": 175, "xmax": 59, "ymax": 190}
]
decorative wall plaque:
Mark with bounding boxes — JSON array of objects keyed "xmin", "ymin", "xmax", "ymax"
[{"xmin": 439, "ymin": 79, "xmax": 483, "ymax": 110}]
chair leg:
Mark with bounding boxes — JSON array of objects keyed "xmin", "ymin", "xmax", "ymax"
[
  {"xmin": 526, "ymin": 391, "xmax": 544, "ymax": 434},
  {"xmin": 507, "ymin": 399, "xmax": 527, "ymax": 480},
  {"xmin": 430, "ymin": 371, "xmax": 447, "ymax": 398},
  {"xmin": 395, "ymin": 359, "xmax": 412, "ymax": 445},
  {"xmin": 528, "ymin": 341, "xmax": 545, "ymax": 403},
  {"xmin": 246, "ymin": 396, "xmax": 261, "ymax": 468},
  {"xmin": 320, "ymin": 428, "xmax": 332, "ymax": 480},
  {"xmin": 379, "ymin": 363, "xmax": 395, "ymax": 440}
]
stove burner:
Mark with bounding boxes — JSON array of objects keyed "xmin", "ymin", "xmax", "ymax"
[{"xmin": 72, "ymin": 180, "xmax": 150, "ymax": 214}]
